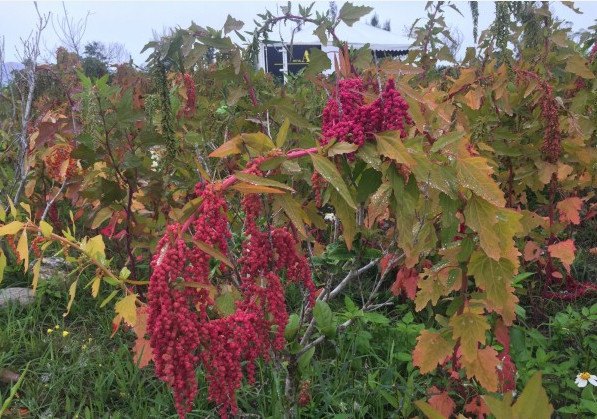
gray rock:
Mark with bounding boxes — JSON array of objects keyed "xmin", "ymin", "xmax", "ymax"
[
  {"xmin": 29, "ymin": 257, "xmax": 73, "ymax": 285},
  {"xmin": 0, "ymin": 287, "xmax": 35, "ymax": 308}
]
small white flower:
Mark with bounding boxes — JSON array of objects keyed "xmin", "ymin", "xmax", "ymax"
[
  {"xmin": 575, "ymin": 372, "xmax": 597, "ymax": 388},
  {"xmin": 324, "ymin": 213, "xmax": 336, "ymax": 222}
]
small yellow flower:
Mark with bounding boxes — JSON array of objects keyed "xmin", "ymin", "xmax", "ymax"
[
  {"xmin": 82, "ymin": 344, "xmax": 88, "ymax": 350},
  {"xmin": 62, "ymin": 331, "xmax": 69, "ymax": 337},
  {"xmin": 575, "ymin": 372, "xmax": 597, "ymax": 388},
  {"xmin": 55, "ymin": 325, "xmax": 60, "ymax": 330},
  {"xmin": 47, "ymin": 328, "xmax": 53, "ymax": 334}
]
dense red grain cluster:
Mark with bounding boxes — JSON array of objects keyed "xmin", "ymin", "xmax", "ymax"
[
  {"xmin": 177, "ymin": 73, "xmax": 196, "ymax": 118},
  {"xmin": 147, "ymin": 182, "xmax": 315, "ymax": 419},
  {"xmin": 320, "ymin": 78, "xmax": 412, "ymax": 148},
  {"xmin": 44, "ymin": 145, "xmax": 79, "ymax": 182},
  {"xmin": 538, "ymin": 81, "xmax": 562, "ymax": 162}
]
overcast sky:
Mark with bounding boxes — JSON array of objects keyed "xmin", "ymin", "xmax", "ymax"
[{"xmin": 1, "ymin": 1, "xmax": 596, "ymax": 65}]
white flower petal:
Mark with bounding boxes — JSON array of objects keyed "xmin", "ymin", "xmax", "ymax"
[
  {"xmin": 576, "ymin": 379, "xmax": 588, "ymax": 388},
  {"xmin": 589, "ymin": 376, "xmax": 597, "ymax": 387}
]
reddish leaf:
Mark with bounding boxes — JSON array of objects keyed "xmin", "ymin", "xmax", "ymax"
[
  {"xmin": 523, "ymin": 240, "xmax": 542, "ymax": 262},
  {"xmin": 557, "ymin": 197, "xmax": 582, "ymax": 225},
  {"xmin": 390, "ymin": 266, "xmax": 418, "ymax": 300},
  {"xmin": 547, "ymin": 239, "xmax": 576, "ymax": 274},
  {"xmin": 427, "ymin": 387, "xmax": 456, "ymax": 418},
  {"xmin": 464, "ymin": 396, "xmax": 490, "ymax": 418},
  {"xmin": 494, "ymin": 319, "xmax": 510, "ymax": 350},
  {"xmin": 132, "ymin": 306, "xmax": 153, "ymax": 368},
  {"xmin": 497, "ymin": 352, "xmax": 516, "ymax": 394},
  {"xmin": 413, "ymin": 330, "xmax": 455, "ymax": 374}
]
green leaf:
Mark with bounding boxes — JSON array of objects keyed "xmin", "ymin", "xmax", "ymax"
[
  {"xmin": 512, "ymin": 371, "xmax": 553, "ymax": 419},
  {"xmin": 327, "ymin": 142, "xmax": 359, "ymax": 157},
  {"xmin": 414, "ymin": 400, "xmax": 449, "ymax": 419},
  {"xmin": 304, "ymin": 48, "xmax": 332, "ymax": 77},
  {"xmin": 274, "ymin": 193, "xmax": 308, "ymax": 239},
  {"xmin": 284, "ymin": 313, "xmax": 300, "ymax": 340},
  {"xmin": 310, "ymin": 153, "xmax": 356, "ymax": 209},
  {"xmin": 275, "ymin": 117, "xmax": 290, "ymax": 148},
  {"xmin": 338, "ymin": 2, "xmax": 374, "ymax": 26},
  {"xmin": 313, "ymin": 24, "xmax": 328, "ymax": 45},
  {"xmin": 241, "ymin": 132, "xmax": 275, "ymax": 153},
  {"xmin": 329, "ymin": 188, "xmax": 356, "ymax": 250},
  {"xmin": 430, "ymin": 132, "xmax": 465, "ymax": 153},
  {"xmin": 223, "ymin": 15, "xmax": 244, "ymax": 34},
  {"xmin": 313, "ymin": 301, "xmax": 336, "ymax": 338},
  {"xmin": 234, "ymin": 172, "xmax": 294, "ymax": 192},
  {"xmin": 298, "ymin": 346, "xmax": 315, "ymax": 374},
  {"xmin": 375, "ymin": 132, "xmax": 417, "ymax": 167},
  {"xmin": 565, "ymin": 54, "xmax": 594, "ymax": 79},
  {"xmin": 468, "ymin": 252, "xmax": 518, "ymax": 325},
  {"xmin": 455, "ymin": 157, "xmax": 506, "ymax": 207}
]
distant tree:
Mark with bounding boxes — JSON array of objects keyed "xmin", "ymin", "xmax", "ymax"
[
  {"xmin": 329, "ymin": 1, "xmax": 338, "ymax": 21},
  {"xmin": 370, "ymin": 13, "xmax": 380, "ymax": 28},
  {"xmin": 82, "ymin": 41, "xmax": 108, "ymax": 79},
  {"xmin": 52, "ymin": 2, "xmax": 89, "ymax": 56},
  {"xmin": 383, "ymin": 19, "xmax": 391, "ymax": 31}
]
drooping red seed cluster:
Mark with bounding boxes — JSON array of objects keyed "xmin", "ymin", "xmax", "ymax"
[
  {"xmin": 538, "ymin": 81, "xmax": 562, "ymax": 162},
  {"xmin": 311, "ymin": 171, "xmax": 326, "ymax": 208},
  {"xmin": 320, "ymin": 78, "xmax": 412, "ymax": 148},
  {"xmin": 44, "ymin": 145, "xmax": 79, "ymax": 182},
  {"xmin": 176, "ymin": 73, "xmax": 196, "ymax": 119},
  {"xmin": 148, "ymin": 183, "xmax": 231, "ymax": 419},
  {"xmin": 147, "ymin": 182, "xmax": 315, "ymax": 419}
]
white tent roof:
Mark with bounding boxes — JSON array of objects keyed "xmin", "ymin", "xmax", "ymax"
[{"xmin": 268, "ymin": 20, "xmax": 412, "ymax": 51}]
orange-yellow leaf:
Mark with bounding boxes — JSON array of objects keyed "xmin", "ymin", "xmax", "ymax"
[
  {"xmin": 523, "ymin": 241, "xmax": 542, "ymax": 262},
  {"xmin": 547, "ymin": 239, "xmax": 576, "ymax": 274},
  {"xmin": 413, "ymin": 330, "xmax": 454, "ymax": 374},
  {"xmin": 450, "ymin": 311, "xmax": 489, "ymax": 362},
  {"xmin": 556, "ymin": 197, "xmax": 582, "ymax": 225},
  {"xmin": 460, "ymin": 346, "xmax": 500, "ymax": 392},
  {"xmin": 390, "ymin": 266, "xmax": 418, "ymax": 300},
  {"xmin": 132, "ymin": 306, "xmax": 153, "ymax": 368},
  {"xmin": 415, "ymin": 266, "xmax": 461, "ymax": 311},
  {"xmin": 0, "ymin": 221, "xmax": 24, "ymax": 236},
  {"xmin": 208, "ymin": 136, "xmax": 242, "ymax": 157}
]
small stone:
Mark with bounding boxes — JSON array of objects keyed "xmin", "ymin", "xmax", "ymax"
[{"xmin": 0, "ymin": 287, "xmax": 35, "ymax": 308}]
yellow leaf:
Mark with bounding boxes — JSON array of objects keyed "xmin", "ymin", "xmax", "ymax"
[
  {"xmin": 32, "ymin": 259, "xmax": 41, "ymax": 290},
  {"xmin": 276, "ymin": 117, "xmax": 290, "ymax": 148},
  {"xmin": 115, "ymin": 294, "xmax": 138, "ymax": 327},
  {"xmin": 91, "ymin": 276, "xmax": 101, "ymax": 298},
  {"xmin": 234, "ymin": 172, "xmax": 294, "ymax": 192},
  {"xmin": 512, "ymin": 371, "xmax": 554, "ymax": 419},
  {"xmin": 192, "ymin": 239, "xmax": 233, "ymax": 268},
  {"xmin": 565, "ymin": 54, "xmax": 594, "ymax": 79},
  {"xmin": 0, "ymin": 204, "xmax": 5, "ymax": 222},
  {"xmin": 19, "ymin": 202, "xmax": 31, "ymax": 218},
  {"xmin": 0, "ymin": 250, "xmax": 6, "ymax": 285},
  {"xmin": 82, "ymin": 235, "xmax": 106, "ymax": 261},
  {"xmin": 91, "ymin": 207, "xmax": 113, "ymax": 230},
  {"xmin": 39, "ymin": 220, "xmax": 53, "ymax": 237},
  {"xmin": 63, "ymin": 280, "xmax": 78, "ymax": 317},
  {"xmin": 0, "ymin": 221, "xmax": 24, "ymax": 236},
  {"xmin": 7, "ymin": 196, "xmax": 17, "ymax": 218},
  {"xmin": 17, "ymin": 230, "xmax": 28, "ymax": 273}
]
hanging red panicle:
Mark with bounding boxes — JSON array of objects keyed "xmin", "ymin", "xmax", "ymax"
[
  {"xmin": 176, "ymin": 73, "xmax": 196, "ymax": 119},
  {"xmin": 320, "ymin": 78, "xmax": 412, "ymax": 149}
]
